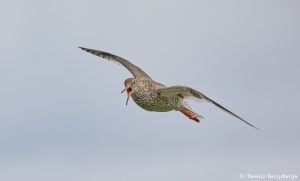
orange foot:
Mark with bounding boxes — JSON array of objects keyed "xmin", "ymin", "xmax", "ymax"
[{"xmin": 180, "ymin": 110, "xmax": 200, "ymax": 122}]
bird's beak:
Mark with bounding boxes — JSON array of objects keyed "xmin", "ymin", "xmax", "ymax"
[{"xmin": 121, "ymin": 86, "xmax": 132, "ymax": 106}]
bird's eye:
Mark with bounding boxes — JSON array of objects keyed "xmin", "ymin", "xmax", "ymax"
[{"xmin": 132, "ymin": 80, "xmax": 136, "ymax": 84}]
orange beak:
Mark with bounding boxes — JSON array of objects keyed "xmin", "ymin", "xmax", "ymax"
[{"xmin": 121, "ymin": 86, "xmax": 132, "ymax": 106}]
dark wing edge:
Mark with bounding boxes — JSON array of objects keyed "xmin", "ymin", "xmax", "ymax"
[
  {"xmin": 79, "ymin": 47, "xmax": 152, "ymax": 79},
  {"xmin": 189, "ymin": 87, "xmax": 260, "ymax": 130},
  {"xmin": 200, "ymin": 93, "xmax": 260, "ymax": 130},
  {"xmin": 158, "ymin": 86, "xmax": 260, "ymax": 130}
]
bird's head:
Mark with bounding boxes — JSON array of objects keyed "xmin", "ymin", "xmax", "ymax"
[{"xmin": 121, "ymin": 77, "xmax": 137, "ymax": 105}]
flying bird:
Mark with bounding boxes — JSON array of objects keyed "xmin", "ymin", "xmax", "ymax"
[{"xmin": 79, "ymin": 47, "xmax": 259, "ymax": 130}]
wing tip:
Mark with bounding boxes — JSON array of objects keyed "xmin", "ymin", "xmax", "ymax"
[
  {"xmin": 249, "ymin": 124, "xmax": 260, "ymax": 131},
  {"xmin": 240, "ymin": 118, "xmax": 260, "ymax": 131},
  {"xmin": 78, "ymin": 46, "xmax": 89, "ymax": 51},
  {"xmin": 78, "ymin": 46, "xmax": 114, "ymax": 59},
  {"xmin": 251, "ymin": 124, "xmax": 260, "ymax": 131}
]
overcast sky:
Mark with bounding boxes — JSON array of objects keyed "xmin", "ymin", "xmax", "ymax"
[{"xmin": 0, "ymin": 0, "xmax": 299, "ymax": 181}]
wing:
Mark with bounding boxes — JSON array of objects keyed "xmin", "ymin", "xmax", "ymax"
[
  {"xmin": 79, "ymin": 47, "xmax": 152, "ymax": 79},
  {"xmin": 157, "ymin": 86, "xmax": 259, "ymax": 130}
]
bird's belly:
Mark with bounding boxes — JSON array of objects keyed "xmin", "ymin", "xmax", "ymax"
[{"xmin": 131, "ymin": 93, "xmax": 178, "ymax": 112}]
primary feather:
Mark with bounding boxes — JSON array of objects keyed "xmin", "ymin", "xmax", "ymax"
[
  {"xmin": 158, "ymin": 86, "xmax": 260, "ymax": 130},
  {"xmin": 79, "ymin": 47, "xmax": 152, "ymax": 79}
]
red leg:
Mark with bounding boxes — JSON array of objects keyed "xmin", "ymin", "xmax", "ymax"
[{"xmin": 180, "ymin": 110, "xmax": 200, "ymax": 122}]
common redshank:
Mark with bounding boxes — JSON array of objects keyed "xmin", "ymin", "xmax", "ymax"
[{"xmin": 79, "ymin": 47, "xmax": 259, "ymax": 130}]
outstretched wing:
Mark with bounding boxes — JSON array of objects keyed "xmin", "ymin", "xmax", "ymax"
[
  {"xmin": 157, "ymin": 86, "xmax": 259, "ymax": 130},
  {"xmin": 79, "ymin": 47, "xmax": 152, "ymax": 79}
]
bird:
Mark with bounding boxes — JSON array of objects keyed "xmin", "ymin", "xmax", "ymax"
[{"xmin": 79, "ymin": 47, "xmax": 259, "ymax": 130}]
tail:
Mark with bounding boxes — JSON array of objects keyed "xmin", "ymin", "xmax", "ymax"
[{"xmin": 180, "ymin": 107, "xmax": 204, "ymax": 123}]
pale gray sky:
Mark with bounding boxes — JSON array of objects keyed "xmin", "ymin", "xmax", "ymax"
[{"xmin": 0, "ymin": 0, "xmax": 299, "ymax": 180}]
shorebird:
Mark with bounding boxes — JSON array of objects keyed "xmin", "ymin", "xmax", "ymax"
[{"xmin": 79, "ymin": 47, "xmax": 259, "ymax": 130}]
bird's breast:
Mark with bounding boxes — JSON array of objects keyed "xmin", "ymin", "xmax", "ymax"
[{"xmin": 131, "ymin": 89, "xmax": 179, "ymax": 112}]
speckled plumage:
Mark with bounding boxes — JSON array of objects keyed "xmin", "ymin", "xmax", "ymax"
[
  {"xmin": 129, "ymin": 79, "xmax": 181, "ymax": 112},
  {"xmin": 79, "ymin": 47, "xmax": 259, "ymax": 130}
]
